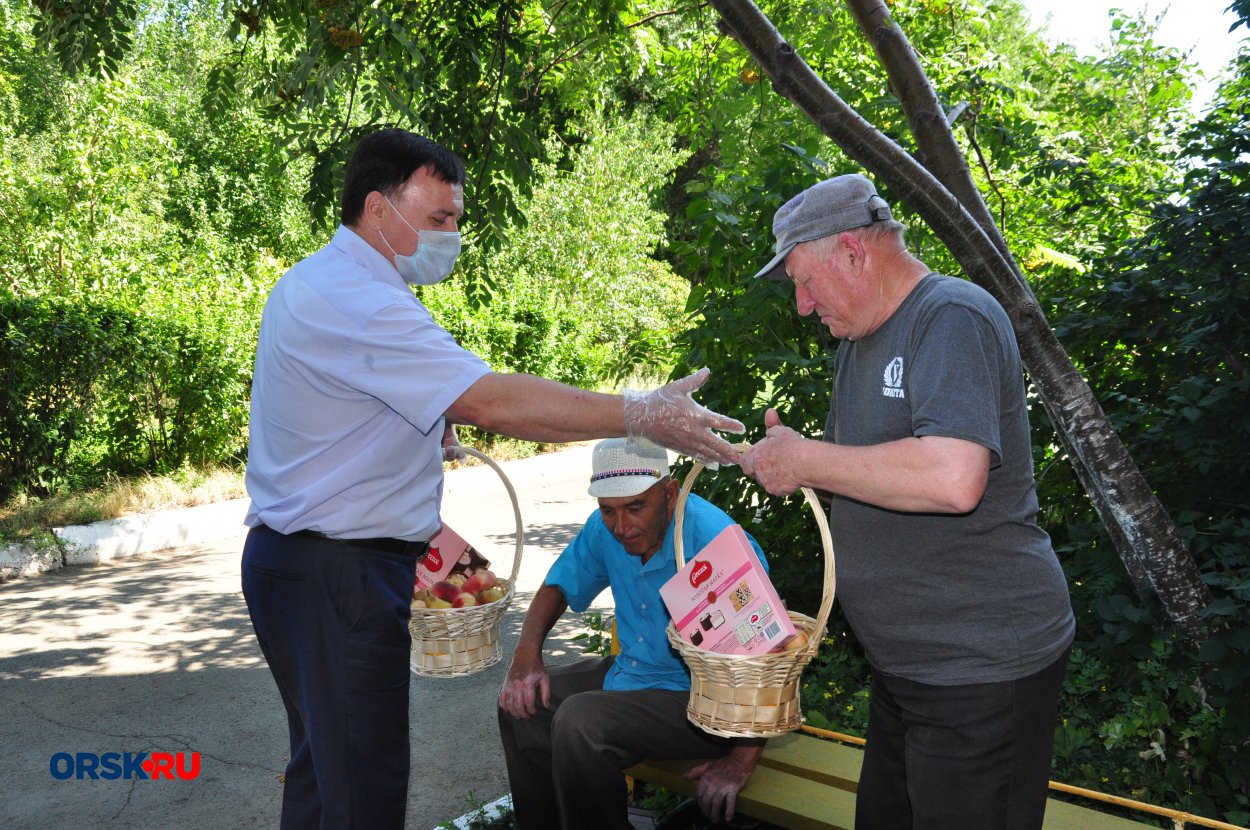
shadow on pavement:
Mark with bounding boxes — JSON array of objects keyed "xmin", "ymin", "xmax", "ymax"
[{"xmin": 0, "ymin": 510, "xmax": 609, "ymax": 830}]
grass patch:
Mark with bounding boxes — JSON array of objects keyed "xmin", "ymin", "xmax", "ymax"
[{"xmin": 0, "ymin": 465, "xmax": 246, "ymax": 542}]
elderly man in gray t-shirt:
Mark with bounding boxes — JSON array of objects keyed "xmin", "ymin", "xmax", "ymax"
[{"xmin": 740, "ymin": 174, "xmax": 1074, "ymax": 830}]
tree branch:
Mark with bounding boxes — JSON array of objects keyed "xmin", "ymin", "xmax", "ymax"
[
  {"xmin": 625, "ymin": 2, "xmax": 709, "ymax": 29},
  {"xmin": 963, "ymin": 110, "xmax": 1007, "ymax": 231}
]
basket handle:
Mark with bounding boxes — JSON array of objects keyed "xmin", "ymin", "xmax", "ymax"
[
  {"xmin": 672, "ymin": 449, "xmax": 836, "ymax": 656},
  {"xmin": 452, "ymin": 447, "xmax": 525, "ymax": 586}
]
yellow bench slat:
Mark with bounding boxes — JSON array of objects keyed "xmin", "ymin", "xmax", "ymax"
[
  {"xmin": 754, "ymin": 731, "xmax": 861, "ymax": 793},
  {"xmin": 1042, "ymin": 797, "xmax": 1164, "ymax": 830},
  {"xmin": 628, "ymin": 758, "xmax": 856, "ymax": 830},
  {"xmin": 630, "ymin": 733, "xmax": 1160, "ymax": 830}
]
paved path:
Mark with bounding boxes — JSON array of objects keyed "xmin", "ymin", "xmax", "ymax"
[{"xmin": 0, "ymin": 444, "xmax": 609, "ymax": 829}]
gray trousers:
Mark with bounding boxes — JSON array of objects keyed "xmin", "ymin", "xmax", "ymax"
[{"xmin": 497, "ymin": 656, "xmax": 752, "ymax": 830}]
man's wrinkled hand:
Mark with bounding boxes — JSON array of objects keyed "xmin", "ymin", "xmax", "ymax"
[
  {"xmin": 623, "ymin": 368, "xmax": 745, "ymax": 467},
  {"xmin": 739, "ymin": 408, "xmax": 806, "ymax": 496},
  {"xmin": 498, "ymin": 660, "xmax": 550, "ymax": 719},
  {"xmin": 682, "ymin": 754, "xmax": 754, "ymax": 824}
]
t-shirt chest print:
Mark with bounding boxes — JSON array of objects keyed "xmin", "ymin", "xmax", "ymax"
[{"xmin": 882, "ymin": 355, "xmax": 905, "ymax": 399}]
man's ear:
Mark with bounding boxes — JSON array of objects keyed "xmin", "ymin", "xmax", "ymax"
[
  {"xmin": 362, "ymin": 190, "xmax": 391, "ymax": 230},
  {"xmin": 840, "ymin": 230, "xmax": 866, "ymax": 273}
]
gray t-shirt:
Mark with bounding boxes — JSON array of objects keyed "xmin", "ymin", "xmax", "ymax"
[{"xmin": 824, "ymin": 274, "xmax": 1074, "ymax": 685}]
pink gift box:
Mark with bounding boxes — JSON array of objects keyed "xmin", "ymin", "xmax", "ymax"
[
  {"xmin": 660, "ymin": 524, "xmax": 796, "ymax": 655},
  {"xmin": 415, "ymin": 523, "xmax": 491, "ymax": 591}
]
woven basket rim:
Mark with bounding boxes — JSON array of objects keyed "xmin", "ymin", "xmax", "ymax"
[{"xmin": 667, "ymin": 610, "xmax": 821, "ymax": 664}]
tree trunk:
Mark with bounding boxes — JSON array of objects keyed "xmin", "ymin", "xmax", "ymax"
[{"xmin": 708, "ymin": 0, "xmax": 1215, "ymax": 642}]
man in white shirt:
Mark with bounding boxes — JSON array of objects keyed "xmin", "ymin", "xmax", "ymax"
[{"xmin": 242, "ymin": 129, "xmax": 744, "ymax": 829}]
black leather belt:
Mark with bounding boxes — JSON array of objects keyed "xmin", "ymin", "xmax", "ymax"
[{"xmin": 287, "ymin": 527, "xmax": 429, "ymax": 558}]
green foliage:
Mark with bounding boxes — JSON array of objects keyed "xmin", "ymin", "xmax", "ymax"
[
  {"xmin": 0, "ymin": 295, "xmax": 251, "ymax": 498},
  {"xmin": 29, "ymin": 0, "xmax": 136, "ymax": 77},
  {"xmin": 572, "ymin": 610, "xmax": 614, "ymax": 658},
  {"xmin": 0, "ymin": 0, "xmax": 297, "ymax": 498},
  {"xmin": 1058, "ymin": 643, "xmax": 1248, "ymax": 823},
  {"xmin": 1035, "ymin": 47, "xmax": 1250, "ymax": 820},
  {"xmin": 95, "ymin": 313, "xmax": 252, "ymax": 477},
  {"xmin": 435, "ymin": 792, "xmax": 517, "ymax": 829},
  {"xmin": 423, "ymin": 110, "xmax": 691, "ymax": 385},
  {"xmin": 0, "ymin": 296, "xmax": 134, "ymax": 497}
]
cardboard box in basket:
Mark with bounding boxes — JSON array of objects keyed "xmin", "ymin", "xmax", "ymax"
[
  {"xmin": 415, "ymin": 523, "xmax": 492, "ymax": 591},
  {"xmin": 660, "ymin": 524, "xmax": 797, "ymax": 655}
]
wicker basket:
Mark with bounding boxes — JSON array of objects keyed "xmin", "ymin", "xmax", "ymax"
[
  {"xmin": 409, "ymin": 447, "xmax": 524, "ymax": 678},
  {"xmin": 666, "ymin": 457, "xmax": 836, "ymax": 738}
]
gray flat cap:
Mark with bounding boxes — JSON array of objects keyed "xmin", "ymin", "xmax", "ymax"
[{"xmin": 752, "ymin": 174, "xmax": 893, "ymax": 280}]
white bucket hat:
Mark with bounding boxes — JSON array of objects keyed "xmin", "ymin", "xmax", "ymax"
[{"xmin": 588, "ymin": 438, "xmax": 671, "ymax": 499}]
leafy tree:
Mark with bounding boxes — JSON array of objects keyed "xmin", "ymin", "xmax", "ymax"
[
  {"xmin": 424, "ymin": 110, "xmax": 691, "ymax": 386},
  {"xmin": 0, "ymin": 0, "xmax": 309, "ymax": 489},
  {"xmin": 1039, "ymin": 47, "xmax": 1250, "ymax": 819}
]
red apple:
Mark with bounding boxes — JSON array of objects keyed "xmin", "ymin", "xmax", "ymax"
[
  {"xmin": 452, "ymin": 592, "xmax": 478, "ymax": 608},
  {"xmin": 430, "ymin": 580, "xmax": 461, "ymax": 602},
  {"xmin": 463, "ymin": 570, "xmax": 497, "ymax": 594}
]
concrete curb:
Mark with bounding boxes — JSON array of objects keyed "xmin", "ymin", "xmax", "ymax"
[
  {"xmin": 441, "ymin": 793, "xmax": 512, "ymax": 829},
  {"xmin": 0, "ymin": 497, "xmax": 249, "ymax": 581}
]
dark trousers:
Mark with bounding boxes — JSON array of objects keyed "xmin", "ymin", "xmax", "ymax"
[
  {"xmin": 498, "ymin": 657, "xmax": 750, "ymax": 830},
  {"xmin": 242, "ymin": 525, "xmax": 418, "ymax": 830},
  {"xmin": 855, "ymin": 648, "xmax": 1070, "ymax": 830}
]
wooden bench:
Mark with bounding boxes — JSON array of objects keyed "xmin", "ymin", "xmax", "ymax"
[{"xmin": 627, "ymin": 729, "xmax": 1159, "ymax": 830}]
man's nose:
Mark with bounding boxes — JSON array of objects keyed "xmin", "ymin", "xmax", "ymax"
[{"xmin": 795, "ymin": 286, "xmax": 816, "ymax": 316}]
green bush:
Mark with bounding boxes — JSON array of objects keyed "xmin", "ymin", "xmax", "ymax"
[
  {"xmin": 95, "ymin": 314, "xmax": 251, "ymax": 476},
  {"xmin": 422, "ymin": 110, "xmax": 692, "ymax": 388},
  {"xmin": 0, "ymin": 294, "xmax": 251, "ymax": 498},
  {"xmin": 0, "ymin": 295, "xmax": 136, "ymax": 497}
]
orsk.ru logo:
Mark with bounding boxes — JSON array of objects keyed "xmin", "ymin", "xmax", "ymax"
[
  {"xmin": 882, "ymin": 356, "xmax": 905, "ymax": 398},
  {"xmin": 49, "ymin": 751, "xmax": 202, "ymax": 780}
]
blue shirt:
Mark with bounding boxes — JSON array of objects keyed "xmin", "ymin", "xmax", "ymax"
[
  {"xmin": 245, "ymin": 225, "xmax": 491, "ymax": 541},
  {"xmin": 546, "ymin": 494, "xmax": 768, "ymax": 692}
]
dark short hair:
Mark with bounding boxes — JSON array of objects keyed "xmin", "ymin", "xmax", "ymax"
[{"xmin": 340, "ymin": 129, "xmax": 465, "ymax": 225}]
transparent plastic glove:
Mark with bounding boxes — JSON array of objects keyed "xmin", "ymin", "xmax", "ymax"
[
  {"xmin": 441, "ymin": 422, "xmax": 467, "ymax": 462},
  {"xmin": 623, "ymin": 368, "xmax": 745, "ymax": 466}
]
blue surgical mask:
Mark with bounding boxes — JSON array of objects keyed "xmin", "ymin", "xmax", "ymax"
[{"xmin": 380, "ymin": 196, "xmax": 462, "ymax": 285}]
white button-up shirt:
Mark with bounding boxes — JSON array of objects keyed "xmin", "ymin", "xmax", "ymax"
[{"xmin": 245, "ymin": 225, "xmax": 490, "ymax": 541}]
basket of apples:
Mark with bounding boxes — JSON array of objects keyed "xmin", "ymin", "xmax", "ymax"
[{"xmin": 408, "ymin": 447, "xmax": 524, "ymax": 678}]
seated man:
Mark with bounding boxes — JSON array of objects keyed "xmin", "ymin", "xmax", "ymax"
[{"xmin": 498, "ymin": 438, "xmax": 768, "ymax": 830}]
